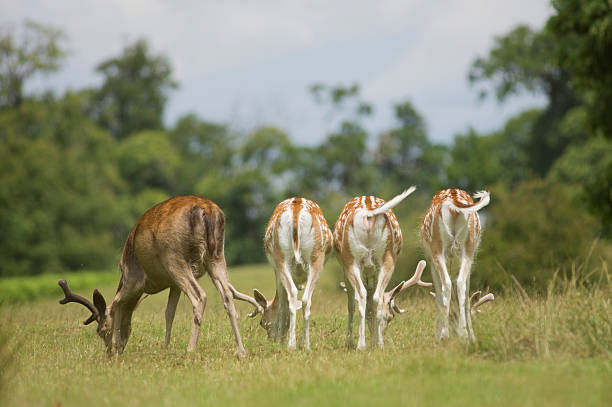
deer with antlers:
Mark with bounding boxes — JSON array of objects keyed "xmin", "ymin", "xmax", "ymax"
[
  {"xmin": 58, "ymin": 196, "xmax": 262, "ymax": 357},
  {"xmin": 333, "ymin": 187, "xmax": 431, "ymax": 349},
  {"xmin": 420, "ymin": 189, "xmax": 490, "ymax": 341},
  {"xmin": 249, "ymin": 197, "xmax": 333, "ymax": 350}
]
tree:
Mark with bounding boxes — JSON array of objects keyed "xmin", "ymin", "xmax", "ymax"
[
  {"xmin": 376, "ymin": 101, "xmax": 446, "ymax": 192},
  {"xmin": 548, "ymin": 0, "xmax": 612, "ymax": 137},
  {"xmin": 0, "ymin": 20, "xmax": 67, "ymax": 109},
  {"xmin": 91, "ymin": 39, "xmax": 177, "ymax": 139},
  {"xmin": 0, "ymin": 94, "xmax": 127, "ymax": 276},
  {"xmin": 117, "ymin": 130, "xmax": 181, "ymax": 194},
  {"xmin": 469, "ymin": 25, "xmax": 584, "ymax": 175},
  {"xmin": 170, "ymin": 114, "xmax": 235, "ymax": 194}
]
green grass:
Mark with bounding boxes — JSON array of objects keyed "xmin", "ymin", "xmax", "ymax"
[{"xmin": 1, "ymin": 263, "xmax": 611, "ymax": 406}]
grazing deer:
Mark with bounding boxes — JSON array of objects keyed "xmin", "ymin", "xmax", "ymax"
[
  {"xmin": 249, "ymin": 197, "xmax": 333, "ymax": 350},
  {"xmin": 420, "ymin": 189, "xmax": 490, "ymax": 341},
  {"xmin": 333, "ymin": 187, "xmax": 431, "ymax": 350},
  {"xmin": 58, "ymin": 196, "xmax": 262, "ymax": 358}
]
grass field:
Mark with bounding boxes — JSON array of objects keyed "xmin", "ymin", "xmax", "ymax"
[{"xmin": 1, "ymin": 263, "xmax": 611, "ymax": 406}]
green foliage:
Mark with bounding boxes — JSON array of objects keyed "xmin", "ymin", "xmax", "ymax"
[
  {"xmin": 117, "ymin": 130, "xmax": 181, "ymax": 193},
  {"xmin": 0, "ymin": 96, "xmax": 127, "ymax": 276},
  {"xmin": 91, "ymin": 39, "xmax": 177, "ymax": 139},
  {"xmin": 548, "ymin": 0, "xmax": 612, "ymax": 136},
  {"xmin": 376, "ymin": 101, "xmax": 447, "ymax": 192},
  {"xmin": 469, "ymin": 25, "xmax": 562, "ymax": 101},
  {"xmin": 475, "ymin": 180, "xmax": 599, "ymax": 291},
  {"xmin": 170, "ymin": 114, "xmax": 234, "ymax": 194},
  {"xmin": 548, "ymin": 135, "xmax": 612, "ymax": 185},
  {"xmin": 0, "ymin": 20, "xmax": 67, "ymax": 109},
  {"xmin": 320, "ymin": 121, "xmax": 377, "ymax": 196},
  {"xmin": 585, "ymin": 162, "xmax": 612, "ymax": 234},
  {"xmin": 469, "ymin": 24, "xmax": 583, "ymax": 175}
]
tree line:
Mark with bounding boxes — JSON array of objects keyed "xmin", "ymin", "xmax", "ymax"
[{"xmin": 1, "ymin": 0, "xmax": 610, "ymax": 291}]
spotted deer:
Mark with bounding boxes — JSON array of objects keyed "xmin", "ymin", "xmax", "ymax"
[
  {"xmin": 420, "ymin": 189, "xmax": 490, "ymax": 341},
  {"xmin": 249, "ymin": 197, "xmax": 333, "ymax": 350},
  {"xmin": 333, "ymin": 187, "xmax": 431, "ymax": 350},
  {"xmin": 58, "ymin": 196, "xmax": 262, "ymax": 358}
]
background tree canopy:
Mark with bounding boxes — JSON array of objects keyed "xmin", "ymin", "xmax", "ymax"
[{"xmin": 0, "ymin": 6, "xmax": 611, "ymax": 292}]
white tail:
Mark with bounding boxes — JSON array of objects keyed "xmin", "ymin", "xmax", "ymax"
[
  {"xmin": 293, "ymin": 215, "xmax": 302, "ymax": 264},
  {"xmin": 369, "ymin": 186, "xmax": 417, "ymax": 216},
  {"xmin": 448, "ymin": 190, "xmax": 490, "ymax": 214}
]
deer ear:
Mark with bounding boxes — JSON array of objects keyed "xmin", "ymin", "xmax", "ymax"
[
  {"xmin": 253, "ymin": 288, "xmax": 268, "ymax": 310},
  {"xmin": 92, "ymin": 289, "xmax": 107, "ymax": 320}
]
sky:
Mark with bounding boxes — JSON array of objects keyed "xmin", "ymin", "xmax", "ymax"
[{"xmin": 1, "ymin": 0, "xmax": 552, "ymax": 145}]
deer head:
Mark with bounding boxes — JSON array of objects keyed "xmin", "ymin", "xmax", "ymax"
[
  {"xmin": 58, "ymin": 279, "xmax": 114, "ymax": 352},
  {"xmin": 469, "ymin": 291, "xmax": 495, "ymax": 315},
  {"xmin": 379, "ymin": 260, "xmax": 431, "ymax": 333},
  {"xmin": 248, "ymin": 288, "xmax": 280, "ymax": 340}
]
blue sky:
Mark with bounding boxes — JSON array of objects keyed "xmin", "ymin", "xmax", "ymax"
[{"xmin": 1, "ymin": 0, "xmax": 552, "ymax": 145}]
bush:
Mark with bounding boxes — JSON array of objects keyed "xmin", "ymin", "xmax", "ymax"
[{"xmin": 476, "ymin": 180, "xmax": 601, "ymax": 292}]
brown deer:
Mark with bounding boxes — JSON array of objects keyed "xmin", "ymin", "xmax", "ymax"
[
  {"xmin": 420, "ymin": 188, "xmax": 490, "ymax": 341},
  {"xmin": 333, "ymin": 187, "xmax": 431, "ymax": 349},
  {"xmin": 58, "ymin": 196, "xmax": 262, "ymax": 357},
  {"xmin": 249, "ymin": 197, "xmax": 333, "ymax": 350}
]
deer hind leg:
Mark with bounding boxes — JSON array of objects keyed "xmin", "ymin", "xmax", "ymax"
[
  {"xmin": 345, "ymin": 263, "xmax": 367, "ymax": 350},
  {"xmin": 165, "ymin": 286, "xmax": 181, "ymax": 348},
  {"xmin": 456, "ymin": 242, "xmax": 476, "ymax": 341},
  {"xmin": 344, "ymin": 278, "xmax": 356, "ymax": 348},
  {"xmin": 430, "ymin": 249, "xmax": 452, "ymax": 341},
  {"xmin": 171, "ymin": 267, "xmax": 207, "ymax": 353},
  {"xmin": 208, "ymin": 259, "xmax": 246, "ymax": 357},
  {"xmin": 301, "ymin": 257, "xmax": 323, "ymax": 350},
  {"xmin": 275, "ymin": 259, "xmax": 300, "ymax": 350}
]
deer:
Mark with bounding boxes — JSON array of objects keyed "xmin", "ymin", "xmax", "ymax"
[
  {"xmin": 420, "ymin": 188, "xmax": 490, "ymax": 342},
  {"xmin": 249, "ymin": 197, "xmax": 333, "ymax": 350},
  {"xmin": 333, "ymin": 187, "xmax": 431, "ymax": 350},
  {"xmin": 58, "ymin": 196, "xmax": 263, "ymax": 358}
]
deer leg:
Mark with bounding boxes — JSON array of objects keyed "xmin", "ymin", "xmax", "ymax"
[
  {"xmin": 373, "ymin": 258, "xmax": 394, "ymax": 348},
  {"xmin": 431, "ymin": 251, "xmax": 452, "ymax": 341},
  {"xmin": 457, "ymin": 243, "xmax": 476, "ymax": 341},
  {"xmin": 276, "ymin": 260, "xmax": 300, "ymax": 350},
  {"xmin": 173, "ymin": 273, "xmax": 207, "ymax": 353},
  {"xmin": 108, "ymin": 293, "xmax": 139, "ymax": 355},
  {"xmin": 345, "ymin": 263, "xmax": 367, "ymax": 350},
  {"xmin": 301, "ymin": 258, "xmax": 323, "ymax": 350},
  {"xmin": 345, "ymin": 278, "xmax": 356, "ymax": 348},
  {"xmin": 117, "ymin": 294, "xmax": 141, "ymax": 354},
  {"xmin": 165, "ymin": 286, "xmax": 181, "ymax": 348},
  {"xmin": 209, "ymin": 260, "xmax": 246, "ymax": 357}
]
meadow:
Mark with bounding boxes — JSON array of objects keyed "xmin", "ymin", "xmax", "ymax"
[{"xmin": 1, "ymin": 262, "xmax": 610, "ymax": 407}]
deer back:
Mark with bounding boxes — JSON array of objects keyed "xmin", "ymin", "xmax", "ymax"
[
  {"xmin": 420, "ymin": 188, "xmax": 482, "ymax": 245},
  {"xmin": 121, "ymin": 196, "xmax": 226, "ymax": 293},
  {"xmin": 333, "ymin": 195, "xmax": 403, "ymax": 263},
  {"xmin": 265, "ymin": 197, "xmax": 332, "ymax": 264}
]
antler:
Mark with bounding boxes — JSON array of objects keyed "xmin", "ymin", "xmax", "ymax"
[
  {"xmin": 470, "ymin": 291, "xmax": 494, "ymax": 315},
  {"xmin": 58, "ymin": 279, "xmax": 101, "ymax": 325},
  {"xmin": 388, "ymin": 260, "xmax": 431, "ymax": 314},
  {"xmin": 228, "ymin": 283, "xmax": 264, "ymax": 317}
]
